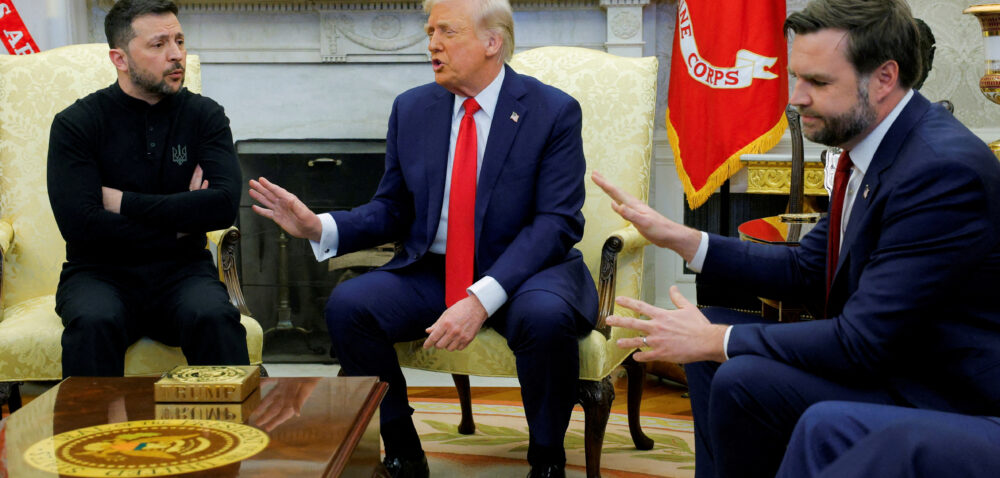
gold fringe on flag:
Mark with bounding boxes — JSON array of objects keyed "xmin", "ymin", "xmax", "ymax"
[{"xmin": 667, "ymin": 110, "xmax": 788, "ymax": 209}]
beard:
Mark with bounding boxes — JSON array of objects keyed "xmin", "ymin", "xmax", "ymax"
[
  {"xmin": 127, "ymin": 56, "xmax": 184, "ymax": 99},
  {"xmin": 799, "ymin": 77, "xmax": 876, "ymax": 147}
]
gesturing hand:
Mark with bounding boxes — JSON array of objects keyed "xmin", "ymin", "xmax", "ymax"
[
  {"xmin": 249, "ymin": 177, "xmax": 323, "ymax": 241},
  {"xmin": 606, "ymin": 286, "xmax": 729, "ymax": 364},
  {"xmin": 591, "ymin": 171, "xmax": 702, "ymax": 262},
  {"xmin": 423, "ymin": 295, "xmax": 489, "ymax": 351}
]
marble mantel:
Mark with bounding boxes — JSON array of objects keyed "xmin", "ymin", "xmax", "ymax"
[{"xmin": 89, "ymin": 0, "xmax": 652, "ymax": 63}]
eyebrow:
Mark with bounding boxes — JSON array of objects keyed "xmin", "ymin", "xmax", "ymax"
[{"xmin": 147, "ymin": 32, "xmax": 183, "ymax": 43}]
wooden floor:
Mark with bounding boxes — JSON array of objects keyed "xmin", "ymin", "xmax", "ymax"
[{"xmin": 3, "ymin": 373, "xmax": 690, "ymax": 420}]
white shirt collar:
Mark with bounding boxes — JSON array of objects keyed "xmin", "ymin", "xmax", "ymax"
[
  {"xmin": 846, "ymin": 88, "xmax": 914, "ymax": 175},
  {"xmin": 452, "ymin": 66, "xmax": 505, "ymax": 121}
]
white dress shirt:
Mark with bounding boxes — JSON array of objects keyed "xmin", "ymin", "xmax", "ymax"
[
  {"xmin": 311, "ymin": 68, "xmax": 509, "ymax": 317},
  {"xmin": 687, "ymin": 89, "xmax": 915, "ymax": 359}
]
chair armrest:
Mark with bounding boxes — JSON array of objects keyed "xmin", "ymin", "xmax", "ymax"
[
  {"xmin": 207, "ymin": 226, "xmax": 251, "ymax": 316},
  {"xmin": 0, "ymin": 220, "xmax": 11, "ymax": 306},
  {"xmin": 596, "ymin": 224, "xmax": 651, "ymax": 336}
]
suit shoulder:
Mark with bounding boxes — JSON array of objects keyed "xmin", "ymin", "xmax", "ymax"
[{"xmin": 393, "ymin": 82, "xmax": 449, "ymax": 111}]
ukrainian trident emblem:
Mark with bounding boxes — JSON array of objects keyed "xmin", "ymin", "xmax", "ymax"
[{"xmin": 172, "ymin": 145, "xmax": 188, "ymax": 165}]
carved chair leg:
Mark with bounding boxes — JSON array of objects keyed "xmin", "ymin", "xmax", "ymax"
[
  {"xmin": 579, "ymin": 377, "xmax": 614, "ymax": 478},
  {"xmin": 452, "ymin": 374, "xmax": 476, "ymax": 435},
  {"xmin": 622, "ymin": 353, "xmax": 654, "ymax": 450}
]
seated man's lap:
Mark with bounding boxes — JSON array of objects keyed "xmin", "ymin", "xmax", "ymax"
[{"xmin": 325, "ymin": 257, "xmax": 447, "ymax": 344}]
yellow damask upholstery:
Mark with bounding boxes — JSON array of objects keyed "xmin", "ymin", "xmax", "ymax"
[
  {"xmin": 0, "ymin": 43, "xmax": 262, "ymax": 383},
  {"xmin": 393, "ymin": 46, "xmax": 657, "ymax": 476}
]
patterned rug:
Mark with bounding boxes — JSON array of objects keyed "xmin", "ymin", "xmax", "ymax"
[{"xmin": 411, "ymin": 399, "xmax": 696, "ymax": 477}]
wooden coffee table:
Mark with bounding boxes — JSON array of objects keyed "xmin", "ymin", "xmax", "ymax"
[{"xmin": 0, "ymin": 376, "xmax": 387, "ymax": 477}]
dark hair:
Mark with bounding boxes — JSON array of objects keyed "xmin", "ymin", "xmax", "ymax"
[
  {"xmin": 104, "ymin": 0, "xmax": 179, "ymax": 50},
  {"xmin": 784, "ymin": 0, "xmax": 922, "ymax": 89}
]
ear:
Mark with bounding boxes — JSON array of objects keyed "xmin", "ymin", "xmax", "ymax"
[
  {"xmin": 869, "ymin": 60, "xmax": 900, "ymax": 103},
  {"xmin": 484, "ymin": 31, "xmax": 502, "ymax": 58},
  {"xmin": 108, "ymin": 48, "xmax": 129, "ymax": 73}
]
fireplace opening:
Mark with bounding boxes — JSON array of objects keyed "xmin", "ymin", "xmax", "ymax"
[{"xmin": 236, "ymin": 139, "xmax": 387, "ymax": 363}]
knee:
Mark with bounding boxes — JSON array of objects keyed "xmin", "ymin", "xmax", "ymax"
[
  {"xmin": 180, "ymin": 301, "xmax": 240, "ymax": 332},
  {"xmin": 792, "ymin": 402, "xmax": 856, "ymax": 443},
  {"xmin": 62, "ymin": 303, "xmax": 128, "ymax": 335},
  {"xmin": 710, "ymin": 355, "xmax": 773, "ymax": 403},
  {"xmin": 505, "ymin": 291, "xmax": 577, "ymax": 347},
  {"xmin": 324, "ymin": 281, "xmax": 371, "ymax": 343}
]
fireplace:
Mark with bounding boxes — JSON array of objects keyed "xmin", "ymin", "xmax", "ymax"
[{"xmin": 236, "ymin": 139, "xmax": 386, "ymax": 362}]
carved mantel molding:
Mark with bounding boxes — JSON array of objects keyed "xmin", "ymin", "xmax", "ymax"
[{"xmin": 90, "ymin": 0, "xmax": 649, "ymax": 62}]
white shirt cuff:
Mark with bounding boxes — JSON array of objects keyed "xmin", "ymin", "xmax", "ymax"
[
  {"xmin": 687, "ymin": 232, "xmax": 710, "ymax": 272},
  {"xmin": 310, "ymin": 213, "xmax": 339, "ymax": 262},
  {"xmin": 468, "ymin": 276, "xmax": 508, "ymax": 317},
  {"xmin": 723, "ymin": 325, "xmax": 733, "ymax": 361}
]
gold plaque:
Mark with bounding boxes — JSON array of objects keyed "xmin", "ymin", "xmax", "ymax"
[
  {"xmin": 155, "ymin": 365, "xmax": 260, "ymax": 403},
  {"xmin": 23, "ymin": 419, "xmax": 269, "ymax": 477},
  {"xmin": 156, "ymin": 389, "xmax": 261, "ymax": 423}
]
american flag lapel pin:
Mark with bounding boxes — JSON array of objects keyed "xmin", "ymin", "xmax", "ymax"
[
  {"xmin": 510, "ymin": 111, "xmax": 519, "ymax": 123},
  {"xmin": 863, "ymin": 185, "xmax": 870, "ymax": 199}
]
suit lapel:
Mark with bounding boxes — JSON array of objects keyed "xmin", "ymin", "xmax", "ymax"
[
  {"xmin": 475, "ymin": 65, "xmax": 527, "ymax": 240},
  {"xmin": 424, "ymin": 88, "xmax": 456, "ymax": 246},
  {"xmin": 835, "ymin": 92, "xmax": 931, "ymax": 278}
]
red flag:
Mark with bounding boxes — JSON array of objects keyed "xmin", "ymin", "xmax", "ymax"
[
  {"xmin": 0, "ymin": 1, "xmax": 39, "ymax": 55},
  {"xmin": 667, "ymin": 0, "xmax": 788, "ymax": 208}
]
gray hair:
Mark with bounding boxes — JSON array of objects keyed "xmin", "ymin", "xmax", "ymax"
[{"xmin": 424, "ymin": 0, "xmax": 515, "ymax": 63}]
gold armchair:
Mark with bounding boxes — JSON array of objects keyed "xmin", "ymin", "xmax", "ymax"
[
  {"xmin": 0, "ymin": 44, "xmax": 263, "ymax": 409},
  {"xmin": 393, "ymin": 46, "xmax": 658, "ymax": 477}
]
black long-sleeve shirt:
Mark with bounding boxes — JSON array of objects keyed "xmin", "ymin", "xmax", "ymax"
[{"xmin": 47, "ymin": 82, "xmax": 240, "ymax": 265}]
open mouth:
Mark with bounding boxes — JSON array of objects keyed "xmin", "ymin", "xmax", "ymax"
[{"xmin": 431, "ymin": 59, "xmax": 443, "ymax": 71}]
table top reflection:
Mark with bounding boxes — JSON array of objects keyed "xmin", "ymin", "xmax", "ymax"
[{"xmin": 1, "ymin": 376, "xmax": 386, "ymax": 477}]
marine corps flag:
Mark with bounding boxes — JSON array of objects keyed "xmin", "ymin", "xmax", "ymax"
[{"xmin": 667, "ymin": 0, "xmax": 788, "ymax": 208}]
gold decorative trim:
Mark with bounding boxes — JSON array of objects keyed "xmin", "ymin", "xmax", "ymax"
[{"xmin": 745, "ymin": 160, "xmax": 826, "ymax": 196}]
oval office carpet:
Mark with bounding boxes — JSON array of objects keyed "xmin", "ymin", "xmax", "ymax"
[{"xmin": 410, "ymin": 399, "xmax": 696, "ymax": 477}]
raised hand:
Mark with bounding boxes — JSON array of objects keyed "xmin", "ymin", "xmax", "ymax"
[
  {"xmin": 591, "ymin": 170, "xmax": 702, "ymax": 263},
  {"xmin": 248, "ymin": 177, "xmax": 323, "ymax": 241},
  {"xmin": 606, "ymin": 286, "xmax": 728, "ymax": 364}
]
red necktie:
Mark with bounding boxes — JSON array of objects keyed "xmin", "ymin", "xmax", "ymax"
[
  {"xmin": 825, "ymin": 150, "xmax": 853, "ymax": 312},
  {"xmin": 445, "ymin": 98, "xmax": 481, "ymax": 306}
]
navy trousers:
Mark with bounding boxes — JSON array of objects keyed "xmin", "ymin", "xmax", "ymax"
[
  {"xmin": 57, "ymin": 252, "xmax": 250, "ymax": 378},
  {"xmin": 326, "ymin": 254, "xmax": 588, "ymax": 464},
  {"xmin": 777, "ymin": 401, "xmax": 1000, "ymax": 478},
  {"xmin": 683, "ymin": 308, "xmax": 902, "ymax": 478}
]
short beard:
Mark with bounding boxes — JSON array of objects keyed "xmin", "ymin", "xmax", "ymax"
[
  {"xmin": 127, "ymin": 56, "xmax": 184, "ymax": 99},
  {"xmin": 801, "ymin": 76, "xmax": 877, "ymax": 147}
]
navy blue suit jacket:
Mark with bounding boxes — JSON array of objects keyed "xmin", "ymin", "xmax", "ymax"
[
  {"xmin": 329, "ymin": 65, "xmax": 598, "ymax": 322},
  {"xmin": 702, "ymin": 92, "xmax": 1000, "ymax": 415}
]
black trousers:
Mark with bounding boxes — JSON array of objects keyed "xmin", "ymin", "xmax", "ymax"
[{"xmin": 57, "ymin": 251, "xmax": 249, "ymax": 378}]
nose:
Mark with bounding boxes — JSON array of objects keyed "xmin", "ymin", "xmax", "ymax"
[
  {"xmin": 427, "ymin": 31, "xmax": 441, "ymax": 52},
  {"xmin": 167, "ymin": 41, "xmax": 184, "ymax": 63},
  {"xmin": 789, "ymin": 79, "xmax": 809, "ymax": 108}
]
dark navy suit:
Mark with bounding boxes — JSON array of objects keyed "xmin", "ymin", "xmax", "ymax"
[
  {"xmin": 776, "ymin": 401, "xmax": 1000, "ymax": 478},
  {"xmin": 325, "ymin": 65, "xmax": 597, "ymax": 464},
  {"xmin": 684, "ymin": 92, "xmax": 1000, "ymax": 478}
]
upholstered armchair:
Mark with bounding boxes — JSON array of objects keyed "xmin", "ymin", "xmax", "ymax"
[
  {"xmin": 0, "ymin": 44, "xmax": 263, "ymax": 411},
  {"xmin": 393, "ymin": 46, "xmax": 658, "ymax": 477}
]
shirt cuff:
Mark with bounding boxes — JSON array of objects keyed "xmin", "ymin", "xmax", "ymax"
[
  {"xmin": 687, "ymin": 231, "xmax": 710, "ymax": 272},
  {"xmin": 310, "ymin": 213, "xmax": 339, "ymax": 262},
  {"xmin": 723, "ymin": 325, "xmax": 733, "ymax": 361},
  {"xmin": 468, "ymin": 276, "xmax": 508, "ymax": 317}
]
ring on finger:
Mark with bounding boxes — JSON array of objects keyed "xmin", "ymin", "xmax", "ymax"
[{"xmin": 641, "ymin": 336, "xmax": 649, "ymax": 347}]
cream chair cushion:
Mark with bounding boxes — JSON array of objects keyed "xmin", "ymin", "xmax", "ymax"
[
  {"xmin": 394, "ymin": 46, "xmax": 657, "ymax": 380},
  {"xmin": 0, "ymin": 43, "xmax": 260, "ymax": 381}
]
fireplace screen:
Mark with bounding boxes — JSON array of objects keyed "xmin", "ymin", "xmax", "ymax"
[{"xmin": 236, "ymin": 139, "xmax": 386, "ymax": 363}]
